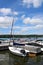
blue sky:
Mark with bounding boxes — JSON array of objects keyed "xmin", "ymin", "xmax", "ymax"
[{"xmin": 0, "ymin": 0, "xmax": 43, "ymax": 35}]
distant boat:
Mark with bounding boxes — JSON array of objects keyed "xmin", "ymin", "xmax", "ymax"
[
  {"xmin": 9, "ymin": 46, "xmax": 28, "ymax": 57},
  {"xmin": 13, "ymin": 41, "xmax": 28, "ymax": 46}
]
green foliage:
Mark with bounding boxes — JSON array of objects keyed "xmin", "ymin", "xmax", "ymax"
[{"xmin": 0, "ymin": 35, "xmax": 43, "ymax": 38}]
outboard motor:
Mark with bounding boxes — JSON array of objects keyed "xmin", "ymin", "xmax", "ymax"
[
  {"xmin": 20, "ymin": 50, "xmax": 26, "ymax": 54},
  {"xmin": 0, "ymin": 41, "xmax": 1, "ymax": 44}
]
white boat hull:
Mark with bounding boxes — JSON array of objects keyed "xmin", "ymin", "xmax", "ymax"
[{"xmin": 9, "ymin": 47, "xmax": 26, "ymax": 57}]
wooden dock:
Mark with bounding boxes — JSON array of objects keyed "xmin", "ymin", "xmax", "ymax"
[
  {"xmin": 0, "ymin": 42, "xmax": 13, "ymax": 50},
  {"xmin": 0, "ymin": 43, "xmax": 9, "ymax": 50}
]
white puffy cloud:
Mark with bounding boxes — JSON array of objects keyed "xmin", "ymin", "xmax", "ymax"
[
  {"xmin": 22, "ymin": 0, "xmax": 43, "ymax": 8},
  {"xmin": 30, "ymin": 18, "xmax": 43, "ymax": 24},
  {"xmin": 23, "ymin": 16, "xmax": 43, "ymax": 25},
  {"xmin": 35, "ymin": 24, "xmax": 43, "ymax": 29},
  {"xmin": 23, "ymin": 17, "xmax": 30, "ymax": 24},
  {"xmin": 0, "ymin": 16, "xmax": 18, "ymax": 28},
  {"xmin": 13, "ymin": 24, "xmax": 43, "ymax": 31},
  {"xmin": 21, "ymin": 14, "xmax": 25, "ymax": 19},
  {"xmin": 11, "ymin": 24, "xmax": 43, "ymax": 35},
  {"xmin": 13, "ymin": 11, "xmax": 19, "ymax": 15},
  {"xmin": 13, "ymin": 26, "xmax": 33, "ymax": 34},
  {"xmin": 1, "ymin": 24, "xmax": 43, "ymax": 35},
  {"xmin": 0, "ymin": 8, "xmax": 19, "ymax": 16},
  {"xmin": 13, "ymin": 26, "xmax": 21, "ymax": 29},
  {"xmin": 33, "ymin": 0, "xmax": 42, "ymax": 8},
  {"xmin": 0, "ymin": 8, "xmax": 12, "ymax": 15}
]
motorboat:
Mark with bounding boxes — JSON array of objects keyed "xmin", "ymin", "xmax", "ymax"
[
  {"xmin": 24, "ymin": 45, "xmax": 41, "ymax": 53},
  {"xmin": 8, "ymin": 46, "xmax": 28, "ymax": 57},
  {"xmin": 27, "ymin": 41, "xmax": 43, "ymax": 52},
  {"xmin": 35, "ymin": 40, "xmax": 43, "ymax": 52}
]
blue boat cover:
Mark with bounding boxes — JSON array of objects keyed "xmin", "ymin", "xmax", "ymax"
[{"xmin": 13, "ymin": 42, "xmax": 25, "ymax": 46}]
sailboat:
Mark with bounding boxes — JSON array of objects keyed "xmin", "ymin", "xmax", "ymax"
[{"xmin": 8, "ymin": 18, "xmax": 28, "ymax": 57}]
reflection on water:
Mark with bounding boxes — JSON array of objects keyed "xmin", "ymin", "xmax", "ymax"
[
  {"xmin": 0, "ymin": 50, "xmax": 43, "ymax": 65},
  {"xmin": 9, "ymin": 53, "xmax": 29, "ymax": 65}
]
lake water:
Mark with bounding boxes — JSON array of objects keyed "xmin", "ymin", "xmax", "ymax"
[{"xmin": 0, "ymin": 50, "xmax": 43, "ymax": 65}]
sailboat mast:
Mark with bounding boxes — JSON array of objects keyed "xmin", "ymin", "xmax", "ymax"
[
  {"xmin": 11, "ymin": 18, "xmax": 14, "ymax": 37},
  {"xmin": 9, "ymin": 18, "xmax": 14, "ymax": 46}
]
